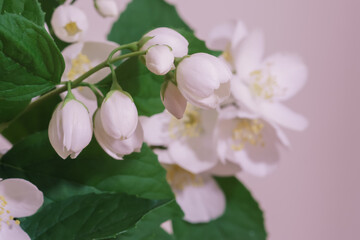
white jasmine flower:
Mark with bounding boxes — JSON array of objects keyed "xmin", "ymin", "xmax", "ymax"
[
  {"xmin": 0, "ymin": 178, "xmax": 43, "ymax": 240},
  {"xmin": 207, "ymin": 20, "xmax": 248, "ymax": 70},
  {"xmin": 51, "ymin": 4, "xmax": 88, "ymax": 43},
  {"xmin": 48, "ymin": 99, "xmax": 93, "ymax": 159},
  {"xmin": 100, "ymin": 90, "xmax": 138, "ymax": 140},
  {"xmin": 94, "ymin": 110, "xmax": 143, "ymax": 160},
  {"xmin": 231, "ymin": 31, "xmax": 308, "ymax": 131},
  {"xmin": 215, "ymin": 106, "xmax": 289, "ymax": 177},
  {"xmin": 145, "ymin": 45, "xmax": 174, "ymax": 75},
  {"xmin": 141, "ymin": 28, "xmax": 189, "ymax": 57},
  {"xmin": 95, "ymin": 0, "xmax": 118, "ymax": 18},
  {"xmin": 161, "ymin": 81, "xmax": 187, "ymax": 119},
  {"xmin": 61, "ymin": 41, "xmax": 120, "ymax": 116},
  {"xmin": 176, "ymin": 53, "xmax": 232, "ymax": 109},
  {"xmin": 140, "ymin": 104, "xmax": 219, "ymax": 174}
]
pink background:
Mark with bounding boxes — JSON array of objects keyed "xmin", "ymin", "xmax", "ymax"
[{"xmin": 76, "ymin": 0, "xmax": 360, "ymax": 239}]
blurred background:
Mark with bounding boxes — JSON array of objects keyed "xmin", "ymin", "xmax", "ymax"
[{"xmin": 46, "ymin": 0, "xmax": 360, "ymax": 239}]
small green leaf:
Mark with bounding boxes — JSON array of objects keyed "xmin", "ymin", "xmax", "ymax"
[
  {"xmin": 0, "ymin": 131, "xmax": 173, "ymax": 200},
  {"xmin": 108, "ymin": 0, "xmax": 191, "ymax": 45},
  {"xmin": 96, "ymin": 57, "xmax": 165, "ymax": 116},
  {"xmin": 0, "ymin": 0, "xmax": 45, "ymax": 26},
  {"xmin": 172, "ymin": 177, "xmax": 267, "ymax": 240},
  {"xmin": 0, "ymin": 13, "xmax": 64, "ymax": 101},
  {"xmin": 21, "ymin": 192, "xmax": 168, "ymax": 240}
]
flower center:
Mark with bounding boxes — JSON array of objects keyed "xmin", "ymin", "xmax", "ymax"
[
  {"xmin": 231, "ymin": 119, "xmax": 265, "ymax": 151},
  {"xmin": 67, "ymin": 53, "xmax": 92, "ymax": 81},
  {"xmin": 222, "ymin": 43, "xmax": 233, "ymax": 64},
  {"xmin": 165, "ymin": 165, "xmax": 203, "ymax": 191},
  {"xmin": 64, "ymin": 21, "xmax": 81, "ymax": 36},
  {"xmin": 0, "ymin": 195, "xmax": 20, "ymax": 231},
  {"xmin": 248, "ymin": 65, "xmax": 286, "ymax": 100},
  {"xmin": 168, "ymin": 105, "xmax": 203, "ymax": 139}
]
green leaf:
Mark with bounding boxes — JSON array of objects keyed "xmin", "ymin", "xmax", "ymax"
[
  {"xmin": 108, "ymin": 0, "xmax": 191, "ymax": 45},
  {"xmin": 118, "ymin": 200, "xmax": 183, "ymax": 240},
  {"xmin": 96, "ymin": 57, "xmax": 165, "ymax": 116},
  {"xmin": 0, "ymin": 99, "xmax": 29, "ymax": 127},
  {"xmin": 0, "ymin": 131, "xmax": 173, "ymax": 200},
  {"xmin": 172, "ymin": 177, "xmax": 267, "ymax": 240},
  {"xmin": 21, "ymin": 192, "xmax": 168, "ymax": 240},
  {"xmin": 0, "ymin": 13, "xmax": 64, "ymax": 101},
  {"xmin": 2, "ymin": 95, "xmax": 61, "ymax": 144},
  {"xmin": 0, "ymin": 0, "xmax": 45, "ymax": 26}
]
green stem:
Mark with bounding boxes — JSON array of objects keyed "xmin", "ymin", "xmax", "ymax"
[
  {"xmin": 107, "ymin": 42, "xmax": 139, "ymax": 63},
  {"xmin": 109, "ymin": 64, "xmax": 122, "ymax": 91},
  {"xmin": 80, "ymin": 83, "xmax": 104, "ymax": 107},
  {"xmin": 0, "ymin": 50, "xmax": 146, "ymax": 133}
]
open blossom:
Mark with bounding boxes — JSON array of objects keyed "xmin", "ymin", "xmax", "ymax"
[
  {"xmin": 215, "ymin": 106, "xmax": 289, "ymax": 177},
  {"xmin": 101, "ymin": 90, "xmax": 138, "ymax": 140},
  {"xmin": 140, "ymin": 104, "xmax": 219, "ymax": 174},
  {"xmin": 207, "ymin": 20, "xmax": 248, "ymax": 71},
  {"xmin": 176, "ymin": 53, "xmax": 232, "ymax": 109},
  {"xmin": 95, "ymin": 0, "xmax": 118, "ymax": 17},
  {"xmin": 161, "ymin": 81, "xmax": 187, "ymax": 119},
  {"xmin": 141, "ymin": 28, "xmax": 189, "ymax": 57},
  {"xmin": 94, "ymin": 110, "xmax": 143, "ymax": 160},
  {"xmin": 48, "ymin": 99, "xmax": 93, "ymax": 159},
  {"xmin": 0, "ymin": 178, "xmax": 43, "ymax": 240},
  {"xmin": 51, "ymin": 5, "xmax": 88, "ymax": 43},
  {"xmin": 145, "ymin": 45, "xmax": 174, "ymax": 75},
  {"xmin": 231, "ymin": 31, "xmax": 308, "ymax": 131}
]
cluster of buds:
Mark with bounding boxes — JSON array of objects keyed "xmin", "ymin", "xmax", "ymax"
[{"xmin": 140, "ymin": 28, "xmax": 232, "ymax": 119}]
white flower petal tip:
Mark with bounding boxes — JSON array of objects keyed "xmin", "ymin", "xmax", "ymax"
[
  {"xmin": 0, "ymin": 178, "xmax": 44, "ymax": 240},
  {"xmin": 174, "ymin": 176, "xmax": 225, "ymax": 223},
  {"xmin": 100, "ymin": 91, "xmax": 138, "ymax": 140},
  {"xmin": 161, "ymin": 81, "xmax": 187, "ymax": 119},
  {"xmin": 145, "ymin": 45, "xmax": 174, "ymax": 75},
  {"xmin": 160, "ymin": 220, "xmax": 173, "ymax": 234},
  {"xmin": 141, "ymin": 28, "xmax": 189, "ymax": 57},
  {"xmin": 48, "ymin": 100, "xmax": 93, "ymax": 159},
  {"xmin": 0, "ymin": 135, "xmax": 12, "ymax": 157},
  {"xmin": 95, "ymin": 0, "xmax": 119, "ymax": 17},
  {"xmin": 51, "ymin": 5, "xmax": 88, "ymax": 43},
  {"xmin": 176, "ymin": 53, "xmax": 232, "ymax": 109},
  {"xmin": 94, "ymin": 110, "xmax": 144, "ymax": 160}
]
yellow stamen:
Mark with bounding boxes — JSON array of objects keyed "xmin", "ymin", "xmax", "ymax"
[
  {"xmin": 67, "ymin": 53, "xmax": 92, "ymax": 81},
  {"xmin": 64, "ymin": 21, "xmax": 81, "ymax": 36},
  {"xmin": 168, "ymin": 105, "xmax": 203, "ymax": 139},
  {"xmin": 165, "ymin": 165, "xmax": 203, "ymax": 191},
  {"xmin": 231, "ymin": 119, "xmax": 265, "ymax": 151}
]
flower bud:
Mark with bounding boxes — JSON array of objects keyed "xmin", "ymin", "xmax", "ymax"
[
  {"xmin": 100, "ymin": 90, "xmax": 138, "ymax": 139},
  {"xmin": 145, "ymin": 45, "xmax": 174, "ymax": 75},
  {"xmin": 141, "ymin": 27, "xmax": 189, "ymax": 57},
  {"xmin": 95, "ymin": 0, "xmax": 118, "ymax": 17},
  {"xmin": 51, "ymin": 5, "xmax": 88, "ymax": 43},
  {"xmin": 48, "ymin": 99, "xmax": 93, "ymax": 159},
  {"xmin": 94, "ymin": 111, "xmax": 143, "ymax": 160},
  {"xmin": 161, "ymin": 81, "xmax": 187, "ymax": 119},
  {"xmin": 176, "ymin": 53, "xmax": 232, "ymax": 109}
]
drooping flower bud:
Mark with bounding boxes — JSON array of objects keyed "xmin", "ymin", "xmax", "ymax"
[
  {"xmin": 94, "ymin": 0, "xmax": 118, "ymax": 17},
  {"xmin": 48, "ymin": 99, "xmax": 93, "ymax": 159},
  {"xmin": 145, "ymin": 45, "xmax": 174, "ymax": 75},
  {"xmin": 100, "ymin": 90, "xmax": 138, "ymax": 140},
  {"xmin": 94, "ymin": 110, "xmax": 143, "ymax": 160},
  {"xmin": 51, "ymin": 5, "xmax": 88, "ymax": 43},
  {"xmin": 161, "ymin": 81, "xmax": 187, "ymax": 119},
  {"xmin": 141, "ymin": 27, "xmax": 189, "ymax": 57},
  {"xmin": 176, "ymin": 53, "xmax": 232, "ymax": 109}
]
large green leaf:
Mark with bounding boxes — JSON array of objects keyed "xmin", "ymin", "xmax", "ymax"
[
  {"xmin": 172, "ymin": 177, "xmax": 267, "ymax": 240},
  {"xmin": 0, "ymin": 0, "xmax": 44, "ymax": 26},
  {"xmin": 0, "ymin": 99, "xmax": 29, "ymax": 128},
  {"xmin": 20, "ymin": 193, "xmax": 167, "ymax": 240},
  {"xmin": 108, "ymin": 0, "xmax": 191, "ymax": 45},
  {"xmin": 0, "ymin": 131, "xmax": 173, "ymax": 200},
  {"xmin": 96, "ymin": 57, "xmax": 165, "ymax": 116},
  {"xmin": 0, "ymin": 13, "xmax": 64, "ymax": 101}
]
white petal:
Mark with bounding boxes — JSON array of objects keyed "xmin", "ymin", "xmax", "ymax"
[
  {"xmin": 0, "ymin": 135, "xmax": 12, "ymax": 156},
  {"xmin": 231, "ymin": 76, "xmax": 259, "ymax": 113},
  {"xmin": 95, "ymin": 0, "xmax": 119, "ymax": 17},
  {"xmin": 162, "ymin": 81, "xmax": 187, "ymax": 119},
  {"xmin": 206, "ymin": 161, "xmax": 241, "ymax": 176},
  {"xmin": 0, "ymin": 221, "xmax": 31, "ymax": 240},
  {"xmin": 175, "ymin": 177, "xmax": 225, "ymax": 223},
  {"xmin": 260, "ymin": 102, "xmax": 308, "ymax": 131},
  {"xmin": 234, "ymin": 30, "xmax": 264, "ymax": 77},
  {"xmin": 160, "ymin": 220, "xmax": 173, "ymax": 234},
  {"xmin": 0, "ymin": 179, "xmax": 43, "ymax": 218},
  {"xmin": 139, "ymin": 112, "xmax": 172, "ymax": 146},
  {"xmin": 146, "ymin": 45, "xmax": 174, "ymax": 75},
  {"xmin": 263, "ymin": 53, "xmax": 308, "ymax": 101},
  {"xmin": 153, "ymin": 149, "xmax": 174, "ymax": 164}
]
